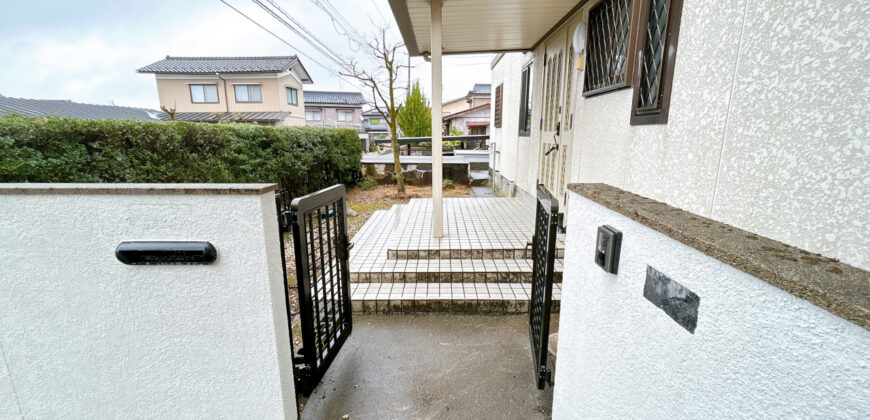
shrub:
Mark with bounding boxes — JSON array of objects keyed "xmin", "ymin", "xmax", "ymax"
[
  {"xmin": 0, "ymin": 115, "xmax": 362, "ymax": 197},
  {"xmin": 444, "ymin": 179, "xmax": 455, "ymax": 189},
  {"xmin": 360, "ymin": 176, "xmax": 378, "ymax": 191}
]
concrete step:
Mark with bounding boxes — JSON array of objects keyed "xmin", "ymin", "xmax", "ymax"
[
  {"xmin": 350, "ymin": 258, "xmax": 563, "ymax": 283},
  {"xmin": 350, "ymin": 282, "xmax": 562, "ymax": 314},
  {"xmin": 386, "ymin": 246, "xmax": 565, "ymax": 260}
]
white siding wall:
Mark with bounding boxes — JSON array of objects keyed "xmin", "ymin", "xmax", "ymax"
[
  {"xmin": 492, "ymin": 0, "xmax": 870, "ymax": 269},
  {"xmin": 553, "ymin": 191, "xmax": 870, "ymax": 418},
  {"xmin": 490, "ymin": 52, "xmax": 537, "ymax": 197},
  {"xmin": 0, "ymin": 185, "xmax": 296, "ymax": 419}
]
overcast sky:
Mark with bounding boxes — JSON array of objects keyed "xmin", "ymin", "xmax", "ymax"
[{"xmin": 0, "ymin": 0, "xmax": 492, "ymax": 109}]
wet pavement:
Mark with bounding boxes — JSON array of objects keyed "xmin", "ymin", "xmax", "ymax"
[{"xmin": 301, "ymin": 315, "xmax": 554, "ymax": 419}]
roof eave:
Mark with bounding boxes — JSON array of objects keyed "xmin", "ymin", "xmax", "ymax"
[{"xmin": 388, "ymin": 0, "xmax": 420, "ymax": 56}]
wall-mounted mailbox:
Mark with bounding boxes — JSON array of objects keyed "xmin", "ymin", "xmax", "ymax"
[
  {"xmin": 115, "ymin": 241, "xmax": 217, "ymax": 265},
  {"xmin": 595, "ymin": 225, "xmax": 622, "ymax": 273}
]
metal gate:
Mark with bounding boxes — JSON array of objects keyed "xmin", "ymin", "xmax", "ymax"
[
  {"xmin": 529, "ymin": 184, "xmax": 559, "ymax": 389},
  {"xmin": 277, "ymin": 184, "xmax": 353, "ymax": 396}
]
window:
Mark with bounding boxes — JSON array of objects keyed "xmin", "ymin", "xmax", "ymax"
[
  {"xmin": 494, "ymin": 84, "xmax": 503, "ymax": 128},
  {"xmin": 470, "ymin": 126, "xmax": 487, "ymax": 135},
  {"xmin": 338, "ymin": 110, "xmax": 354, "ymax": 122},
  {"xmin": 306, "ymin": 110, "xmax": 321, "ymax": 121},
  {"xmin": 631, "ymin": 0, "xmax": 683, "ymax": 125},
  {"xmin": 286, "ymin": 87, "xmax": 298, "ymax": 105},
  {"xmin": 234, "ymin": 84, "xmax": 262, "ymax": 103},
  {"xmin": 583, "ymin": 0, "xmax": 642, "ymax": 97},
  {"xmin": 189, "ymin": 84, "xmax": 218, "ymax": 103},
  {"xmin": 518, "ymin": 62, "xmax": 533, "ymax": 136}
]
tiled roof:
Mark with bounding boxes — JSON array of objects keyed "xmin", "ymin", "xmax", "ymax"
[
  {"xmin": 0, "ymin": 94, "xmax": 159, "ymax": 121},
  {"xmin": 159, "ymin": 111, "xmax": 291, "ymax": 123},
  {"xmin": 362, "ymin": 107, "xmax": 388, "ymax": 116},
  {"xmin": 137, "ymin": 56, "xmax": 306, "ymax": 76},
  {"xmin": 470, "ymin": 83, "xmax": 491, "ymax": 95},
  {"xmin": 304, "ymin": 91, "xmax": 366, "ymax": 105},
  {"xmin": 443, "ymin": 103, "xmax": 490, "ymax": 120}
]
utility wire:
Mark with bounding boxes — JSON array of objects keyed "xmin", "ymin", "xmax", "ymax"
[
  {"xmin": 252, "ymin": 0, "xmax": 345, "ymax": 68},
  {"xmin": 220, "ymin": 0, "xmax": 366, "ymax": 92}
]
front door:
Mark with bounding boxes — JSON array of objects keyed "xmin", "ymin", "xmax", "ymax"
[{"xmin": 539, "ymin": 23, "xmax": 577, "ymax": 206}]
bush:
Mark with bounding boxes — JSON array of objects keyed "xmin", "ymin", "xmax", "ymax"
[
  {"xmin": 360, "ymin": 176, "xmax": 378, "ymax": 191},
  {"xmin": 0, "ymin": 115, "xmax": 362, "ymax": 197},
  {"xmin": 444, "ymin": 179, "xmax": 455, "ymax": 189}
]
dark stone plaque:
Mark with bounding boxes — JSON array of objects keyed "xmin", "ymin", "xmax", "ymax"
[{"xmin": 643, "ymin": 266, "xmax": 700, "ymax": 333}]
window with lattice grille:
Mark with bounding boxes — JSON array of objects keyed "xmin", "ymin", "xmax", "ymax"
[
  {"xmin": 583, "ymin": 0, "xmax": 642, "ymax": 97},
  {"xmin": 631, "ymin": 0, "xmax": 683, "ymax": 125},
  {"xmin": 494, "ymin": 84, "xmax": 503, "ymax": 128}
]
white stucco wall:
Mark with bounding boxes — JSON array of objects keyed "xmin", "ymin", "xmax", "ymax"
[
  {"xmin": 490, "ymin": 52, "xmax": 537, "ymax": 197},
  {"xmin": 0, "ymin": 185, "xmax": 296, "ymax": 419},
  {"xmin": 491, "ymin": 0, "xmax": 870, "ymax": 270},
  {"xmin": 552, "ymin": 190, "xmax": 870, "ymax": 418}
]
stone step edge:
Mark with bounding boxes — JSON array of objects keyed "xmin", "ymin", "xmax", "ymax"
[
  {"xmin": 351, "ymin": 296, "xmax": 561, "ymax": 314},
  {"xmin": 350, "ymin": 270, "xmax": 563, "ymax": 283},
  {"xmin": 386, "ymin": 248, "xmax": 565, "ymax": 260}
]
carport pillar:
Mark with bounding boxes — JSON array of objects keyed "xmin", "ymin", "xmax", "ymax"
[{"xmin": 431, "ymin": 0, "xmax": 443, "ymax": 238}]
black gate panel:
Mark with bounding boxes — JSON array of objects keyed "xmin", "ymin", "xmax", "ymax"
[
  {"xmin": 284, "ymin": 184, "xmax": 353, "ymax": 396},
  {"xmin": 530, "ymin": 184, "xmax": 559, "ymax": 389}
]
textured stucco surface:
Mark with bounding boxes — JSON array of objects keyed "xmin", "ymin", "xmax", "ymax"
[
  {"xmin": 0, "ymin": 192, "xmax": 295, "ymax": 418},
  {"xmin": 552, "ymin": 191, "xmax": 870, "ymax": 418},
  {"xmin": 491, "ymin": 0, "xmax": 870, "ymax": 270}
]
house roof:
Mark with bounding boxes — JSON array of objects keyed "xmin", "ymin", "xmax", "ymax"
[
  {"xmin": 362, "ymin": 107, "xmax": 388, "ymax": 117},
  {"xmin": 443, "ymin": 103, "xmax": 490, "ymax": 120},
  {"xmin": 0, "ymin": 94, "xmax": 159, "ymax": 121},
  {"xmin": 137, "ymin": 56, "xmax": 313, "ymax": 82},
  {"xmin": 388, "ymin": 0, "xmax": 582, "ymax": 56},
  {"xmin": 469, "ymin": 84, "xmax": 491, "ymax": 95},
  {"xmin": 304, "ymin": 91, "xmax": 366, "ymax": 106},
  {"xmin": 160, "ymin": 111, "xmax": 291, "ymax": 123}
]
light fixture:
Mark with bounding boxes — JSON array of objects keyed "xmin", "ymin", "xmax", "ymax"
[{"xmin": 572, "ymin": 22, "xmax": 587, "ymax": 71}]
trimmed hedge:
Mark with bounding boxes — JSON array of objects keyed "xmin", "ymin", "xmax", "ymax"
[{"xmin": 0, "ymin": 115, "xmax": 362, "ymax": 195}]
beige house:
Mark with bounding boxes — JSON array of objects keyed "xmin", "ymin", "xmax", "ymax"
[
  {"xmin": 137, "ymin": 56, "xmax": 313, "ymax": 126},
  {"xmin": 441, "ymin": 83, "xmax": 491, "ymax": 116}
]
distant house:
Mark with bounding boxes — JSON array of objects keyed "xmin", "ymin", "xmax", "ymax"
[
  {"xmin": 443, "ymin": 102, "xmax": 491, "ymax": 147},
  {"xmin": 0, "ymin": 94, "xmax": 159, "ymax": 121},
  {"xmin": 137, "ymin": 56, "xmax": 313, "ymax": 126},
  {"xmin": 362, "ymin": 107, "xmax": 390, "ymax": 137},
  {"xmin": 303, "ymin": 91, "xmax": 366, "ymax": 132},
  {"xmin": 441, "ymin": 83, "xmax": 491, "ymax": 116}
]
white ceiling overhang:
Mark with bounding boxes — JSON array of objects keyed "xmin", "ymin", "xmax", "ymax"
[{"xmin": 388, "ymin": 0, "xmax": 585, "ymax": 56}]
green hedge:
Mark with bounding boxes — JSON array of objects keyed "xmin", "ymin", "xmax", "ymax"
[{"xmin": 0, "ymin": 114, "xmax": 362, "ymax": 195}]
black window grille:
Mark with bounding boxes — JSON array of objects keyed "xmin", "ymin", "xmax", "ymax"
[
  {"xmin": 584, "ymin": 0, "xmax": 635, "ymax": 96},
  {"xmin": 631, "ymin": 0, "xmax": 684, "ymax": 125},
  {"xmin": 637, "ymin": 0, "xmax": 670, "ymax": 111}
]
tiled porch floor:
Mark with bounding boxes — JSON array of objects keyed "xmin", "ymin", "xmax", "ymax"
[{"xmin": 349, "ymin": 198, "xmax": 564, "ymax": 313}]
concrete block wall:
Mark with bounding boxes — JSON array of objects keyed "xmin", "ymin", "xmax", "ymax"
[{"xmin": 0, "ymin": 184, "xmax": 296, "ymax": 419}]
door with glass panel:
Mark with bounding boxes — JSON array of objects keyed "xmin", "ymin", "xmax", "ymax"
[{"xmin": 538, "ymin": 25, "xmax": 576, "ymax": 205}]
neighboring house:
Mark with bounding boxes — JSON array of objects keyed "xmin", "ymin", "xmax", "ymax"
[
  {"xmin": 362, "ymin": 108, "xmax": 389, "ymax": 136},
  {"xmin": 303, "ymin": 91, "xmax": 365, "ymax": 132},
  {"xmin": 0, "ymin": 94, "xmax": 159, "ymax": 121},
  {"xmin": 441, "ymin": 83, "xmax": 491, "ymax": 116},
  {"xmin": 443, "ymin": 103, "xmax": 490, "ymax": 138},
  {"xmin": 137, "ymin": 56, "xmax": 312, "ymax": 126}
]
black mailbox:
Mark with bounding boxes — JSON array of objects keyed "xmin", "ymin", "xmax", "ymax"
[
  {"xmin": 595, "ymin": 225, "xmax": 621, "ymax": 274},
  {"xmin": 115, "ymin": 241, "xmax": 217, "ymax": 265}
]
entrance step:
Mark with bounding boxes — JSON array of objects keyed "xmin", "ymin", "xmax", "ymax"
[
  {"xmin": 386, "ymin": 246, "xmax": 565, "ymax": 260},
  {"xmin": 350, "ymin": 282, "xmax": 562, "ymax": 314},
  {"xmin": 351, "ymin": 259, "xmax": 563, "ymax": 283}
]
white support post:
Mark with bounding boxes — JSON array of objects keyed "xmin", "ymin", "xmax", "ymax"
[{"xmin": 431, "ymin": 0, "xmax": 443, "ymax": 238}]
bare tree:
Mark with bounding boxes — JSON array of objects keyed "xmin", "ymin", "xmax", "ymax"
[{"xmin": 341, "ymin": 27, "xmax": 408, "ymax": 194}]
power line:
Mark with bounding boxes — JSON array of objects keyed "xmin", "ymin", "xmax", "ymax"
[
  {"xmin": 220, "ymin": 0, "xmax": 367, "ymax": 92},
  {"xmin": 251, "ymin": 0, "xmax": 345, "ymax": 68}
]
